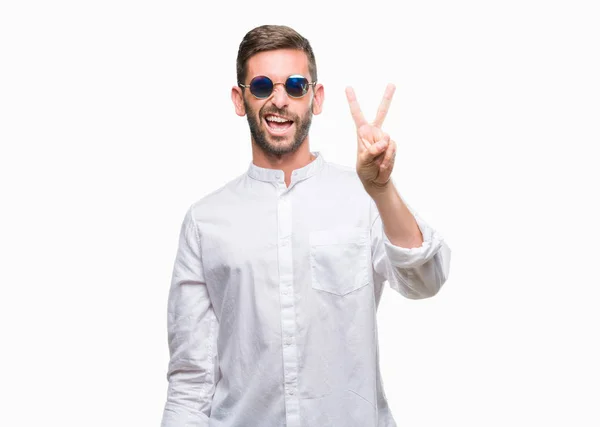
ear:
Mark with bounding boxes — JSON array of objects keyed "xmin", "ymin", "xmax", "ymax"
[
  {"xmin": 311, "ymin": 83, "xmax": 324, "ymax": 115},
  {"xmin": 231, "ymin": 86, "xmax": 246, "ymax": 116}
]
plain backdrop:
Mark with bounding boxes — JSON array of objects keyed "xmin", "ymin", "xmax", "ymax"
[{"xmin": 1, "ymin": 1, "xmax": 599, "ymax": 426}]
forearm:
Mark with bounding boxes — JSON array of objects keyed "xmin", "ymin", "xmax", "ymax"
[{"xmin": 366, "ymin": 180, "xmax": 423, "ymax": 249}]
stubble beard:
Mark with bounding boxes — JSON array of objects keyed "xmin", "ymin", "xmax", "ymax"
[{"xmin": 244, "ymin": 98, "xmax": 313, "ymax": 159}]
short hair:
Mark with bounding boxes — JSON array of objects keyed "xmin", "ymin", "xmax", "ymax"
[{"xmin": 236, "ymin": 25, "xmax": 317, "ymax": 85}]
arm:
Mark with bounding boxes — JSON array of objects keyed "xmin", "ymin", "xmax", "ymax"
[
  {"xmin": 161, "ymin": 207, "xmax": 220, "ymax": 427},
  {"xmin": 369, "ymin": 186, "xmax": 451, "ymax": 299},
  {"xmin": 344, "ymin": 84, "xmax": 449, "ymax": 297}
]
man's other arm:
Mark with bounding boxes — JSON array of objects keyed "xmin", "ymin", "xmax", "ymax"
[{"xmin": 161, "ymin": 207, "xmax": 219, "ymax": 427}]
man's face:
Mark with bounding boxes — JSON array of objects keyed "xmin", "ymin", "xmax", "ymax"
[{"xmin": 239, "ymin": 49, "xmax": 318, "ymax": 157}]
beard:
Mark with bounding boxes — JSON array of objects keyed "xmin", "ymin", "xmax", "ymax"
[{"xmin": 244, "ymin": 98, "xmax": 313, "ymax": 158}]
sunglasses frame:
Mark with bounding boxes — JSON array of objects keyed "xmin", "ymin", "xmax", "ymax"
[{"xmin": 239, "ymin": 74, "xmax": 317, "ymax": 99}]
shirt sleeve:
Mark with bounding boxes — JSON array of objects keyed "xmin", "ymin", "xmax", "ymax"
[
  {"xmin": 370, "ymin": 198, "xmax": 451, "ymax": 299},
  {"xmin": 161, "ymin": 206, "xmax": 220, "ymax": 427}
]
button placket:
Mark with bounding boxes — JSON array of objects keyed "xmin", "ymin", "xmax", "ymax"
[{"xmin": 277, "ymin": 189, "xmax": 300, "ymax": 426}]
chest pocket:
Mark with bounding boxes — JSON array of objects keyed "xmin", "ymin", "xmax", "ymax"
[{"xmin": 309, "ymin": 228, "xmax": 371, "ymax": 296}]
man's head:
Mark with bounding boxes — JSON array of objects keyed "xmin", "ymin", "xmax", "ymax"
[{"xmin": 231, "ymin": 25, "xmax": 324, "ymax": 158}]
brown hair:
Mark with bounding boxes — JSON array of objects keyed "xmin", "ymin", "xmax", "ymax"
[{"xmin": 236, "ymin": 25, "xmax": 317, "ymax": 86}]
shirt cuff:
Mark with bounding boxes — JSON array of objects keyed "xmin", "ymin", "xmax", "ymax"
[{"xmin": 382, "ymin": 213, "xmax": 444, "ymax": 268}]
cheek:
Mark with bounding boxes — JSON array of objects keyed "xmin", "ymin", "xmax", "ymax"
[
  {"xmin": 243, "ymin": 98, "xmax": 260, "ymax": 116},
  {"xmin": 255, "ymin": 104, "xmax": 267, "ymax": 121},
  {"xmin": 300, "ymin": 103, "xmax": 313, "ymax": 120}
]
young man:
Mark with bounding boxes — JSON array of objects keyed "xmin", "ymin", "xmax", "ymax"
[{"xmin": 161, "ymin": 24, "xmax": 451, "ymax": 427}]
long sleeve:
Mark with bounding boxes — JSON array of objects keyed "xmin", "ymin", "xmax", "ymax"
[
  {"xmin": 370, "ymin": 199, "xmax": 451, "ymax": 299},
  {"xmin": 161, "ymin": 207, "xmax": 220, "ymax": 427}
]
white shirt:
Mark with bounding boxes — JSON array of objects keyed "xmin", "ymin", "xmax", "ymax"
[{"xmin": 161, "ymin": 151, "xmax": 451, "ymax": 427}]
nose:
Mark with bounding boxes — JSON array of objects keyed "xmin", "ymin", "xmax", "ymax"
[{"xmin": 270, "ymin": 83, "xmax": 289, "ymax": 109}]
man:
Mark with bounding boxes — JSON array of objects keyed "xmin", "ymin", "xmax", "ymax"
[{"xmin": 161, "ymin": 24, "xmax": 451, "ymax": 427}]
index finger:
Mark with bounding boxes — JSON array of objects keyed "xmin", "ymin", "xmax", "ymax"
[
  {"xmin": 345, "ymin": 86, "xmax": 368, "ymax": 129},
  {"xmin": 372, "ymin": 83, "xmax": 396, "ymax": 128}
]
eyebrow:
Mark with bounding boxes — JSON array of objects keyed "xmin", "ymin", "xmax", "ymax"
[{"xmin": 250, "ymin": 74, "xmax": 308, "ymax": 80}]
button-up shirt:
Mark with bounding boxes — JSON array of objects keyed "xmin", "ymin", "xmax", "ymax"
[{"xmin": 161, "ymin": 151, "xmax": 451, "ymax": 427}]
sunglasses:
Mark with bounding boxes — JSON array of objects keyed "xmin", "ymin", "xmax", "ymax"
[{"xmin": 239, "ymin": 74, "xmax": 317, "ymax": 99}]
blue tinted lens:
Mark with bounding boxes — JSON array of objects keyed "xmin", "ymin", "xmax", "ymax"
[
  {"xmin": 286, "ymin": 76, "xmax": 309, "ymax": 98},
  {"xmin": 250, "ymin": 76, "xmax": 273, "ymax": 98}
]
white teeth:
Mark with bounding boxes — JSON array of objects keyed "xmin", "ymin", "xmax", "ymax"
[{"xmin": 266, "ymin": 116, "xmax": 290, "ymax": 123}]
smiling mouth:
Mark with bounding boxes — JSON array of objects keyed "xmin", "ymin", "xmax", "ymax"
[{"xmin": 264, "ymin": 114, "xmax": 294, "ymax": 134}]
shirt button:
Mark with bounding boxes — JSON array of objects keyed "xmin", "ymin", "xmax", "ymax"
[
  {"xmin": 288, "ymin": 389, "xmax": 295, "ymax": 395},
  {"xmin": 285, "ymin": 338, "xmax": 292, "ymax": 346}
]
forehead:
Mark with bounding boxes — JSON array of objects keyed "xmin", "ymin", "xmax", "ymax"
[{"xmin": 246, "ymin": 48, "xmax": 310, "ymax": 80}]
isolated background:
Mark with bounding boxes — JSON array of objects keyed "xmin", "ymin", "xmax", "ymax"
[{"xmin": 1, "ymin": 1, "xmax": 599, "ymax": 426}]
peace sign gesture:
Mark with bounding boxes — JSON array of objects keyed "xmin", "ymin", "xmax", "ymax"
[{"xmin": 345, "ymin": 83, "xmax": 397, "ymax": 193}]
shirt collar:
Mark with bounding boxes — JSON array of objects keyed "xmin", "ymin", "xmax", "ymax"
[{"xmin": 246, "ymin": 151, "xmax": 324, "ymax": 183}]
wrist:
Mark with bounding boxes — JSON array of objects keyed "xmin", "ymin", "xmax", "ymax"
[{"xmin": 363, "ymin": 178, "xmax": 394, "ymax": 199}]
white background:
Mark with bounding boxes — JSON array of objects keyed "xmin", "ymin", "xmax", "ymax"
[{"xmin": 1, "ymin": 1, "xmax": 599, "ymax": 426}]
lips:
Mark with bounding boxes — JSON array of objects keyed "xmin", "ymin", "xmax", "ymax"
[{"xmin": 264, "ymin": 114, "xmax": 294, "ymax": 135}]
